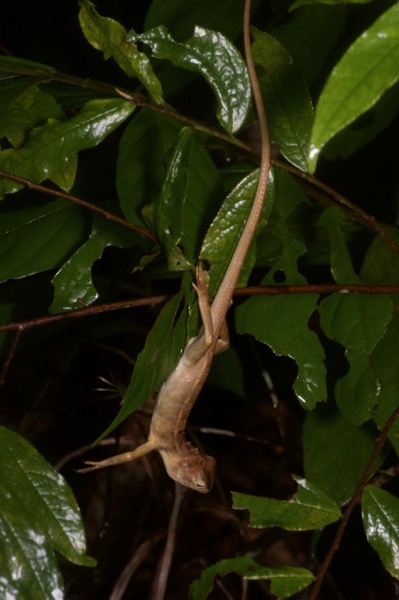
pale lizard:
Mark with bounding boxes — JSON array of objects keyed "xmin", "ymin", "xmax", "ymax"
[{"xmin": 79, "ymin": 0, "xmax": 271, "ymax": 492}]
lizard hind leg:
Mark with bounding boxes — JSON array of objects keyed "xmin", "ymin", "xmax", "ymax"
[{"xmin": 77, "ymin": 440, "xmax": 157, "ymax": 473}]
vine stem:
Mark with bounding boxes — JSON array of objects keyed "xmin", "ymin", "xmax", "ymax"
[{"xmin": 310, "ymin": 403, "xmax": 399, "ymax": 599}]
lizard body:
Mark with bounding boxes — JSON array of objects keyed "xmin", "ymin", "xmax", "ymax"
[{"xmin": 79, "ymin": 0, "xmax": 271, "ymax": 492}]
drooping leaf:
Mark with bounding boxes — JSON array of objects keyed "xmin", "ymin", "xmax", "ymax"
[
  {"xmin": 201, "ymin": 168, "xmax": 275, "ymax": 297},
  {"xmin": 236, "ymin": 169, "xmax": 326, "ymax": 410},
  {"xmin": 97, "ymin": 291, "xmax": 188, "ymax": 441},
  {"xmin": 233, "ymin": 476, "xmax": 341, "ymax": 530},
  {"xmin": 309, "ymin": 2, "xmax": 399, "ymax": 171},
  {"xmin": 51, "ymin": 215, "xmax": 135, "ymax": 312},
  {"xmin": 319, "ymin": 205, "xmax": 359, "ymax": 283},
  {"xmin": 362, "ymin": 485, "xmax": 399, "ymax": 579},
  {"xmin": 78, "ymin": 0, "xmax": 163, "ymax": 103},
  {"xmin": 189, "ymin": 556, "xmax": 314, "ymax": 600},
  {"xmin": 0, "ymin": 426, "xmax": 94, "ymax": 599},
  {"xmin": 319, "ymin": 293, "xmax": 393, "ymax": 424},
  {"xmin": 0, "ymin": 200, "xmax": 87, "ymax": 282},
  {"xmin": 303, "ymin": 405, "xmax": 383, "ymax": 505},
  {"xmin": 251, "ymin": 28, "xmax": 314, "ymax": 171},
  {"xmin": 0, "ymin": 98, "xmax": 135, "ymax": 197},
  {"xmin": 129, "ymin": 25, "xmax": 251, "ymax": 133}
]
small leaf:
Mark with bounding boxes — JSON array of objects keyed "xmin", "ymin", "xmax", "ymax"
[
  {"xmin": 51, "ymin": 215, "xmax": 135, "ymax": 312},
  {"xmin": 309, "ymin": 2, "xmax": 399, "ymax": 170},
  {"xmin": 201, "ymin": 168, "xmax": 275, "ymax": 297},
  {"xmin": 0, "ymin": 426, "xmax": 94, "ymax": 599},
  {"xmin": 362, "ymin": 485, "xmax": 399, "ymax": 579},
  {"xmin": 233, "ymin": 476, "xmax": 341, "ymax": 530},
  {"xmin": 319, "ymin": 293, "xmax": 393, "ymax": 424},
  {"xmin": 189, "ymin": 556, "xmax": 314, "ymax": 600},
  {"xmin": 304, "ymin": 405, "xmax": 383, "ymax": 505},
  {"xmin": 78, "ymin": 0, "xmax": 163, "ymax": 103},
  {"xmin": 251, "ymin": 28, "xmax": 314, "ymax": 171},
  {"xmin": 319, "ymin": 206, "xmax": 359, "ymax": 283},
  {"xmin": 97, "ymin": 291, "xmax": 188, "ymax": 441},
  {"xmin": 0, "ymin": 200, "xmax": 87, "ymax": 282},
  {"xmin": 130, "ymin": 25, "xmax": 251, "ymax": 133},
  {"xmin": 0, "ymin": 98, "xmax": 135, "ymax": 197}
]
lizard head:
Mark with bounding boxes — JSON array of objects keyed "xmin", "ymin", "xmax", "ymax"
[{"xmin": 160, "ymin": 444, "xmax": 216, "ymax": 493}]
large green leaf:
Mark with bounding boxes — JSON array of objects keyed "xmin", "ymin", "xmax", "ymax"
[
  {"xmin": 319, "ymin": 293, "xmax": 392, "ymax": 424},
  {"xmin": 362, "ymin": 485, "xmax": 399, "ymax": 579},
  {"xmin": 51, "ymin": 214, "xmax": 135, "ymax": 312},
  {"xmin": 291, "ymin": 0, "xmax": 374, "ymax": 8},
  {"xmin": 0, "ymin": 98, "xmax": 135, "ymax": 197},
  {"xmin": 201, "ymin": 168, "xmax": 274, "ymax": 297},
  {"xmin": 129, "ymin": 25, "xmax": 251, "ymax": 133},
  {"xmin": 236, "ymin": 169, "xmax": 326, "ymax": 410},
  {"xmin": 233, "ymin": 477, "xmax": 341, "ymax": 530},
  {"xmin": 78, "ymin": 0, "xmax": 163, "ymax": 103},
  {"xmin": 189, "ymin": 556, "xmax": 314, "ymax": 600},
  {"xmin": 309, "ymin": 2, "xmax": 399, "ymax": 171},
  {"xmin": 252, "ymin": 28, "xmax": 314, "ymax": 171},
  {"xmin": 0, "ymin": 426, "xmax": 94, "ymax": 599},
  {"xmin": 303, "ymin": 405, "xmax": 383, "ymax": 505},
  {"xmin": 0, "ymin": 200, "xmax": 87, "ymax": 282}
]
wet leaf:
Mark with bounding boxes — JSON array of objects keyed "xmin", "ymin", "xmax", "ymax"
[
  {"xmin": 309, "ymin": 2, "xmax": 399, "ymax": 170},
  {"xmin": 189, "ymin": 556, "xmax": 314, "ymax": 600},
  {"xmin": 362, "ymin": 485, "xmax": 399, "ymax": 579},
  {"xmin": 233, "ymin": 476, "xmax": 341, "ymax": 530},
  {"xmin": 0, "ymin": 427, "xmax": 94, "ymax": 599},
  {"xmin": 129, "ymin": 25, "xmax": 251, "ymax": 133}
]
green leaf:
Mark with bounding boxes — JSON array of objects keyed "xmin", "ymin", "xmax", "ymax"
[
  {"xmin": 362, "ymin": 485, "xmax": 399, "ymax": 579},
  {"xmin": 0, "ymin": 200, "xmax": 87, "ymax": 282},
  {"xmin": 201, "ymin": 168, "xmax": 275, "ymax": 297},
  {"xmin": 0, "ymin": 98, "xmax": 135, "ymax": 197},
  {"xmin": 0, "ymin": 85, "xmax": 64, "ymax": 147},
  {"xmin": 319, "ymin": 293, "xmax": 393, "ymax": 424},
  {"xmin": 235, "ymin": 171, "xmax": 326, "ymax": 410},
  {"xmin": 78, "ymin": 0, "xmax": 163, "ymax": 104},
  {"xmin": 51, "ymin": 215, "xmax": 135, "ymax": 312},
  {"xmin": 309, "ymin": 2, "xmax": 399, "ymax": 171},
  {"xmin": 252, "ymin": 28, "xmax": 314, "ymax": 171},
  {"xmin": 0, "ymin": 426, "xmax": 94, "ymax": 599},
  {"xmin": 97, "ymin": 291, "xmax": 188, "ymax": 441},
  {"xmin": 303, "ymin": 405, "xmax": 382, "ymax": 504},
  {"xmin": 189, "ymin": 556, "xmax": 314, "ymax": 600},
  {"xmin": 319, "ymin": 206, "xmax": 359, "ymax": 283},
  {"xmin": 233, "ymin": 476, "xmax": 341, "ymax": 530},
  {"xmin": 130, "ymin": 25, "xmax": 251, "ymax": 133},
  {"xmin": 156, "ymin": 127, "xmax": 196, "ymax": 270}
]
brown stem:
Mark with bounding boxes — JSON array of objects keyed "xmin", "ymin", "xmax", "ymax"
[
  {"xmin": 310, "ymin": 404, "xmax": 399, "ymax": 599},
  {"xmin": 0, "ymin": 170, "xmax": 157, "ymax": 242},
  {"xmin": 0, "ymin": 327, "xmax": 22, "ymax": 385}
]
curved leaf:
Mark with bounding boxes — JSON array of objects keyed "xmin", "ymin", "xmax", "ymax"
[
  {"xmin": 362, "ymin": 485, "xmax": 399, "ymax": 579},
  {"xmin": 0, "ymin": 98, "xmax": 135, "ymax": 197},
  {"xmin": 78, "ymin": 0, "xmax": 163, "ymax": 103},
  {"xmin": 233, "ymin": 476, "xmax": 341, "ymax": 530},
  {"xmin": 189, "ymin": 556, "xmax": 314, "ymax": 600},
  {"xmin": 129, "ymin": 25, "xmax": 251, "ymax": 133},
  {"xmin": 310, "ymin": 2, "xmax": 399, "ymax": 170},
  {"xmin": 0, "ymin": 427, "xmax": 94, "ymax": 599}
]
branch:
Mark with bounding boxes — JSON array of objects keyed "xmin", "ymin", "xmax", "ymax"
[{"xmin": 0, "ymin": 170, "xmax": 157, "ymax": 242}]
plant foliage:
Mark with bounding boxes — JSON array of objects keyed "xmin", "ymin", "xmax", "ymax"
[{"xmin": 1, "ymin": 0, "xmax": 399, "ymax": 598}]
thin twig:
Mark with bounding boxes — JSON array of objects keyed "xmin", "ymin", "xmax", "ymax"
[
  {"xmin": 150, "ymin": 483, "xmax": 186, "ymax": 600},
  {"xmin": 109, "ymin": 533, "xmax": 164, "ymax": 600},
  {"xmin": 310, "ymin": 403, "xmax": 399, "ymax": 599},
  {"xmin": 0, "ymin": 169, "xmax": 157, "ymax": 242},
  {"xmin": 0, "ymin": 327, "xmax": 22, "ymax": 385}
]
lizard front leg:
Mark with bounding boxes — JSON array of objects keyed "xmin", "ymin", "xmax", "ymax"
[{"xmin": 77, "ymin": 440, "xmax": 157, "ymax": 473}]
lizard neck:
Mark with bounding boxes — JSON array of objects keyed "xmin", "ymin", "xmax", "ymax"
[{"xmin": 210, "ymin": 0, "xmax": 270, "ymax": 338}]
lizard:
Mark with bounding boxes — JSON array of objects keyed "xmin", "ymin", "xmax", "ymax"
[{"xmin": 78, "ymin": 0, "xmax": 271, "ymax": 493}]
